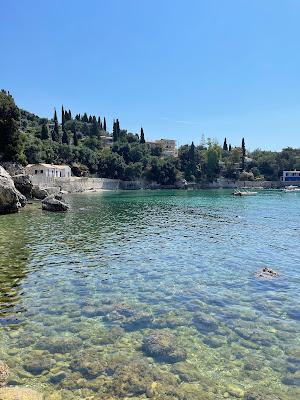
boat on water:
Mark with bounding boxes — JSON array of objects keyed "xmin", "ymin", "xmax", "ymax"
[
  {"xmin": 282, "ymin": 185, "xmax": 300, "ymax": 193},
  {"xmin": 233, "ymin": 189, "xmax": 258, "ymax": 196}
]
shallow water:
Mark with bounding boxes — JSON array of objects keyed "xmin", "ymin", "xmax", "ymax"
[{"xmin": 0, "ymin": 189, "xmax": 299, "ymax": 399}]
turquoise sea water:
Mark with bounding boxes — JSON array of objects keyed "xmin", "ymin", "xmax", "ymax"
[{"xmin": 0, "ymin": 189, "xmax": 299, "ymax": 399}]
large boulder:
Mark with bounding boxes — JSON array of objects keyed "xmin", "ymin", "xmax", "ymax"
[
  {"xmin": 0, "ymin": 166, "xmax": 26, "ymax": 214},
  {"xmin": 32, "ymin": 185, "xmax": 48, "ymax": 200},
  {"xmin": 42, "ymin": 194, "xmax": 69, "ymax": 212},
  {"xmin": 1, "ymin": 162, "xmax": 25, "ymax": 176},
  {"xmin": 12, "ymin": 174, "xmax": 33, "ymax": 199}
]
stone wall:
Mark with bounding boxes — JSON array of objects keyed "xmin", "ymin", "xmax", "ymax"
[
  {"xmin": 30, "ymin": 176, "xmax": 120, "ymax": 192},
  {"xmin": 30, "ymin": 175, "xmax": 299, "ymax": 193}
]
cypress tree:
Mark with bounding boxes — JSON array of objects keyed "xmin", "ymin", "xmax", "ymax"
[
  {"xmin": 62, "ymin": 128, "xmax": 69, "ymax": 144},
  {"xmin": 62, "ymin": 105, "xmax": 65, "ymax": 126},
  {"xmin": 223, "ymin": 138, "xmax": 228, "ymax": 151},
  {"xmin": 41, "ymin": 123, "xmax": 49, "ymax": 140},
  {"xmin": 140, "ymin": 127, "xmax": 145, "ymax": 144},
  {"xmin": 88, "ymin": 115, "xmax": 93, "ymax": 123},
  {"xmin": 103, "ymin": 117, "xmax": 107, "ymax": 131},
  {"xmin": 241, "ymin": 138, "xmax": 246, "ymax": 170},
  {"xmin": 82, "ymin": 113, "xmax": 88, "ymax": 123},
  {"xmin": 98, "ymin": 116, "xmax": 101, "ymax": 125},
  {"xmin": 68, "ymin": 109, "xmax": 72, "ymax": 120},
  {"xmin": 112, "ymin": 119, "xmax": 118, "ymax": 141},
  {"xmin": 73, "ymin": 131, "xmax": 78, "ymax": 146},
  {"xmin": 52, "ymin": 108, "xmax": 60, "ymax": 141}
]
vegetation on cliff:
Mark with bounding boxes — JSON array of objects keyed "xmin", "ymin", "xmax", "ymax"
[{"xmin": 1, "ymin": 90, "xmax": 299, "ymax": 183}]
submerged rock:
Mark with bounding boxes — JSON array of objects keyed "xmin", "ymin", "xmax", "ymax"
[
  {"xmin": 142, "ymin": 330, "xmax": 187, "ymax": 363},
  {"xmin": 103, "ymin": 302, "xmax": 153, "ymax": 331},
  {"xmin": 35, "ymin": 336, "xmax": 82, "ymax": 353},
  {"xmin": 193, "ymin": 311, "xmax": 218, "ymax": 333},
  {"xmin": 255, "ymin": 267, "xmax": 279, "ymax": 279},
  {"xmin": 23, "ymin": 352, "xmax": 54, "ymax": 375},
  {"xmin": 70, "ymin": 349, "xmax": 109, "ymax": 378},
  {"xmin": 42, "ymin": 194, "xmax": 69, "ymax": 212},
  {"xmin": 0, "ymin": 166, "xmax": 26, "ymax": 214},
  {"xmin": 0, "ymin": 361, "xmax": 9, "ymax": 386},
  {"xmin": 0, "ymin": 387, "xmax": 43, "ymax": 400}
]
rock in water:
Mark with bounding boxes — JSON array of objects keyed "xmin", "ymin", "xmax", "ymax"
[
  {"xmin": 32, "ymin": 185, "xmax": 48, "ymax": 200},
  {"xmin": 255, "ymin": 267, "xmax": 279, "ymax": 279},
  {"xmin": 0, "ymin": 387, "xmax": 43, "ymax": 400},
  {"xmin": 42, "ymin": 194, "xmax": 69, "ymax": 212},
  {"xmin": 142, "ymin": 330, "xmax": 187, "ymax": 363},
  {"xmin": 0, "ymin": 361, "xmax": 9, "ymax": 386},
  {"xmin": 0, "ymin": 166, "xmax": 26, "ymax": 214}
]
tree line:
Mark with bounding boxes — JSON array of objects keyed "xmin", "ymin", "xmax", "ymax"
[{"xmin": 0, "ymin": 90, "xmax": 299, "ymax": 183}]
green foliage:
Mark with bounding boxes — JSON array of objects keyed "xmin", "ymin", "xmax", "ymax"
[
  {"xmin": 0, "ymin": 90, "xmax": 25, "ymax": 163},
  {"xmin": 140, "ymin": 127, "xmax": 145, "ymax": 144},
  {"xmin": 1, "ymin": 92, "xmax": 299, "ymax": 185},
  {"xmin": 41, "ymin": 123, "xmax": 49, "ymax": 140}
]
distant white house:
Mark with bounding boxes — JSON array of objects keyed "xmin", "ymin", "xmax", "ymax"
[
  {"xmin": 25, "ymin": 163, "xmax": 71, "ymax": 178},
  {"xmin": 282, "ymin": 170, "xmax": 300, "ymax": 182}
]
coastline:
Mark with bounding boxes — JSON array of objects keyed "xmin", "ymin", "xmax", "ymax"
[{"xmin": 29, "ymin": 175, "xmax": 295, "ymax": 195}]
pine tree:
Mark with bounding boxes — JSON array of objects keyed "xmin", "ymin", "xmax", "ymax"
[
  {"xmin": 103, "ymin": 117, "xmax": 107, "ymax": 131},
  {"xmin": 62, "ymin": 105, "xmax": 65, "ymax": 126},
  {"xmin": 223, "ymin": 137, "xmax": 228, "ymax": 151},
  {"xmin": 62, "ymin": 128, "xmax": 69, "ymax": 144},
  {"xmin": 241, "ymin": 138, "xmax": 246, "ymax": 170},
  {"xmin": 41, "ymin": 123, "xmax": 49, "ymax": 140},
  {"xmin": 140, "ymin": 127, "xmax": 145, "ymax": 144}
]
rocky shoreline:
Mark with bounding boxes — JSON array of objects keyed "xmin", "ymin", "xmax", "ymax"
[{"xmin": 0, "ymin": 163, "xmax": 69, "ymax": 214}]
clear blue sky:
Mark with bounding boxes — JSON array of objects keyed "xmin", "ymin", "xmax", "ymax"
[{"xmin": 1, "ymin": 0, "xmax": 300, "ymax": 150}]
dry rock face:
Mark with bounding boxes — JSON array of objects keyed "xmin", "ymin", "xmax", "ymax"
[
  {"xmin": 0, "ymin": 166, "xmax": 26, "ymax": 214},
  {"xmin": 12, "ymin": 174, "xmax": 33, "ymax": 199},
  {"xmin": 1, "ymin": 162, "xmax": 33, "ymax": 199}
]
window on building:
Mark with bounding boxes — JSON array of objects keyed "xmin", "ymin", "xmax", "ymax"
[
  {"xmin": 35, "ymin": 170, "xmax": 38, "ymax": 174},
  {"xmin": 40, "ymin": 170, "xmax": 43, "ymax": 173}
]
